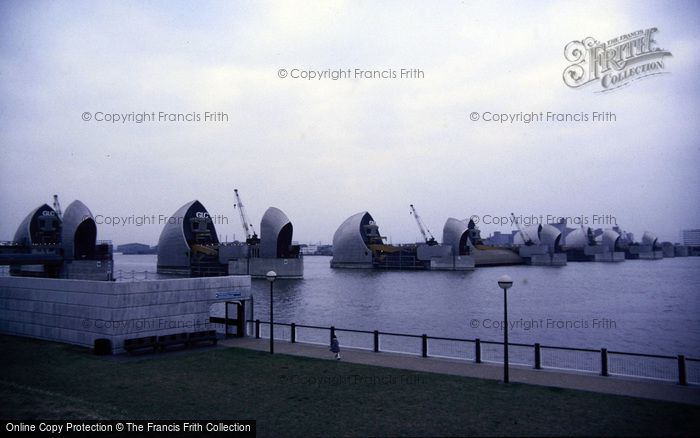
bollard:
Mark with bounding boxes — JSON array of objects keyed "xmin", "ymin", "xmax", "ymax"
[
  {"xmin": 534, "ymin": 343, "xmax": 541, "ymax": 369},
  {"xmin": 373, "ymin": 330, "xmax": 379, "ymax": 352},
  {"xmin": 601, "ymin": 348, "xmax": 609, "ymax": 376},
  {"xmin": 291, "ymin": 323, "xmax": 296, "ymax": 343},
  {"xmin": 678, "ymin": 355, "xmax": 687, "ymax": 386},
  {"xmin": 255, "ymin": 319, "xmax": 260, "ymax": 339},
  {"xmin": 475, "ymin": 338, "xmax": 482, "ymax": 363},
  {"xmin": 422, "ymin": 334, "xmax": 428, "ymax": 358}
]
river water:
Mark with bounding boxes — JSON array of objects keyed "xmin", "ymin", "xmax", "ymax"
[{"xmin": 112, "ymin": 254, "xmax": 700, "ymax": 357}]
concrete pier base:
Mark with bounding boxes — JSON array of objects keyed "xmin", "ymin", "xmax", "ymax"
[
  {"xmin": 429, "ymin": 255, "xmax": 475, "ymax": 271},
  {"xmin": 594, "ymin": 252, "xmax": 626, "ymax": 262},
  {"xmin": 229, "ymin": 257, "xmax": 303, "ymax": 279}
]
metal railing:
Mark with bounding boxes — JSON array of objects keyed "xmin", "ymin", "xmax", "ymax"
[{"xmin": 248, "ymin": 319, "xmax": 699, "ymax": 386}]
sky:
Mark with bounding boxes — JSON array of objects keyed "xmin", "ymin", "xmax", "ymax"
[{"xmin": 1, "ymin": 0, "xmax": 699, "ymax": 246}]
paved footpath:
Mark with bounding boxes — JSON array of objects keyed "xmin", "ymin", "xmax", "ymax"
[{"xmin": 221, "ymin": 337, "xmax": 700, "ymax": 406}]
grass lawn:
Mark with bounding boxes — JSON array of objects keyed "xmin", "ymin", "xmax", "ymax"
[{"xmin": 0, "ymin": 335, "xmax": 698, "ymax": 437}]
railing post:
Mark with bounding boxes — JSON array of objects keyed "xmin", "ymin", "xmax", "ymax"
[
  {"xmin": 224, "ymin": 303, "xmax": 229, "ymax": 339},
  {"xmin": 373, "ymin": 330, "xmax": 379, "ymax": 352},
  {"xmin": 422, "ymin": 334, "xmax": 428, "ymax": 357},
  {"xmin": 534, "ymin": 343, "xmax": 541, "ymax": 369},
  {"xmin": 678, "ymin": 355, "xmax": 687, "ymax": 386},
  {"xmin": 255, "ymin": 319, "xmax": 260, "ymax": 339},
  {"xmin": 475, "ymin": 338, "xmax": 481, "ymax": 363},
  {"xmin": 601, "ymin": 348, "xmax": 608, "ymax": 376},
  {"xmin": 291, "ymin": 323, "xmax": 296, "ymax": 343},
  {"xmin": 330, "ymin": 326, "xmax": 335, "ymax": 343}
]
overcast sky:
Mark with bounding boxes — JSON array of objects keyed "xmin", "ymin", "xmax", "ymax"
[{"xmin": 1, "ymin": 0, "xmax": 698, "ymax": 246}]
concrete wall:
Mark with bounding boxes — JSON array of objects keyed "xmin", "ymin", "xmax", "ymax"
[
  {"xmin": 472, "ymin": 248, "xmax": 523, "ymax": 266},
  {"xmin": 626, "ymin": 245, "xmax": 663, "ymax": 260},
  {"xmin": 429, "ymin": 255, "xmax": 475, "ymax": 271},
  {"xmin": 518, "ymin": 245, "xmax": 549, "ymax": 258},
  {"xmin": 416, "ymin": 244, "xmax": 453, "ymax": 261},
  {"xmin": 674, "ymin": 245, "xmax": 689, "ymax": 257},
  {"xmin": 0, "ymin": 275, "xmax": 251, "ymax": 354},
  {"xmin": 551, "ymin": 253, "xmax": 568, "ymax": 266},
  {"xmin": 594, "ymin": 252, "xmax": 626, "ymax": 262},
  {"xmin": 526, "ymin": 254, "xmax": 553, "ymax": 266},
  {"xmin": 328, "ymin": 261, "xmax": 374, "ymax": 269}
]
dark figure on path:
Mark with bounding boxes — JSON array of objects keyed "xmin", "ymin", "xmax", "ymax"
[{"xmin": 330, "ymin": 335, "xmax": 340, "ymax": 360}]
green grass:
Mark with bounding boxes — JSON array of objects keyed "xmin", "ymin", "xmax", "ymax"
[{"xmin": 0, "ymin": 335, "xmax": 698, "ymax": 437}]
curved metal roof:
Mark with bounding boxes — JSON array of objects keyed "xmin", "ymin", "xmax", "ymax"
[
  {"xmin": 331, "ymin": 212, "xmax": 375, "ymax": 265},
  {"xmin": 259, "ymin": 207, "xmax": 293, "ymax": 258},
  {"xmin": 564, "ymin": 226, "xmax": 594, "ymax": 249},
  {"xmin": 641, "ymin": 231, "xmax": 659, "ymax": 248},
  {"xmin": 513, "ymin": 224, "xmax": 541, "ymax": 246},
  {"xmin": 62, "ymin": 200, "xmax": 97, "ymax": 260},
  {"xmin": 442, "ymin": 217, "xmax": 470, "ymax": 256},
  {"xmin": 14, "ymin": 204, "xmax": 61, "ymax": 245},
  {"xmin": 599, "ymin": 229, "xmax": 620, "ymax": 252},
  {"xmin": 157, "ymin": 200, "xmax": 219, "ymax": 269},
  {"xmin": 539, "ymin": 224, "xmax": 562, "ymax": 251}
]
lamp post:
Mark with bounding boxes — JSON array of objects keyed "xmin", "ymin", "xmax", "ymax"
[
  {"xmin": 497, "ymin": 274, "xmax": 513, "ymax": 383},
  {"xmin": 266, "ymin": 270, "xmax": 277, "ymax": 354}
]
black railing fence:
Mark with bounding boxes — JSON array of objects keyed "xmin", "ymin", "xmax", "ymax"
[{"xmin": 248, "ymin": 319, "xmax": 699, "ymax": 386}]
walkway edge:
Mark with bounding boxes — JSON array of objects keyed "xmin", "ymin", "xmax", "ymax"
[{"xmin": 221, "ymin": 337, "xmax": 700, "ymax": 406}]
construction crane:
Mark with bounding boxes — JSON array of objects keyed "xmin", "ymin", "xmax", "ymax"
[
  {"xmin": 410, "ymin": 204, "xmax": 437, "ymax": 245},
  {"xmin": 52, "ymin": 194, "xmax": 63, "ymax": 219},
  {"xmin": 511, "ymin": 212, "xmax": 534, "ymax": 246},
  {"xmin": 233, "ymin": 189, "xmax": 260, "ymax": 245}
]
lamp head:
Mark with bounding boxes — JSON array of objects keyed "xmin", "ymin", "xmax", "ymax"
[
  {"xmin": 266, "ymin": 271, "xmax": 277, "ymax": 282},
  {"xmin": 497, "ymin": 274, "xmax": 513, "ymax": 290}
]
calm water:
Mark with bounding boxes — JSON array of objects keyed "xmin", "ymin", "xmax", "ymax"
[{"xmin": 113, "ymin": 254, "xmax": 700, "ymax": 356}]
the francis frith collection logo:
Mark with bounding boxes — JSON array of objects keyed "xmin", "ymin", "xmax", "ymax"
[{"xmin": 563, "ymin": 28, "xmax": 672, "ymax": 92}]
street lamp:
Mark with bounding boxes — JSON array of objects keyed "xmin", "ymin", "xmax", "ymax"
[
  {"xmin": 497, "ymin": 274, "xmax": 513, "ymax": 383},
  {"xmin": 266, "ymin": 270, "xmax": 277, "ymax": 354}
]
